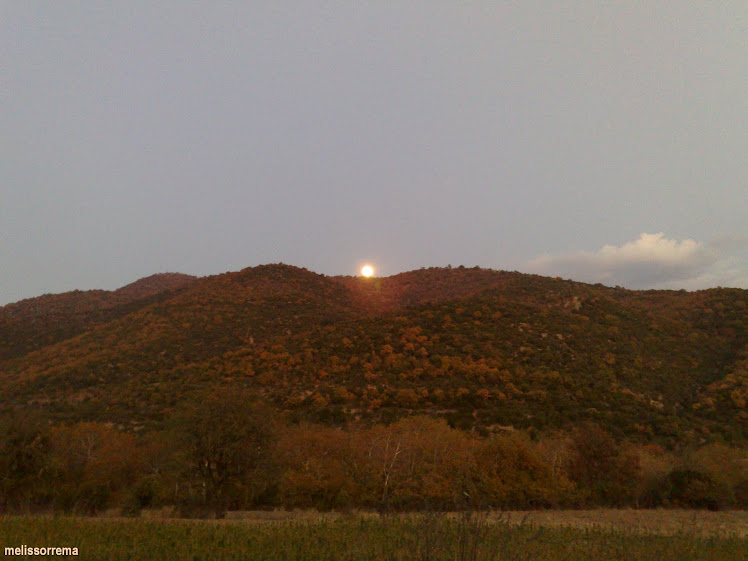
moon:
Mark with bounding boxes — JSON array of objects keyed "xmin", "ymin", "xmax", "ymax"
[{"xmin": 361, "ymin": 265, "xmax": 374, "ymax": 278}]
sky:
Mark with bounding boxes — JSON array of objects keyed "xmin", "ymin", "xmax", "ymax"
[{"xmin": 2, "ymin": 3, "xmax": 747, "ymax": 305}]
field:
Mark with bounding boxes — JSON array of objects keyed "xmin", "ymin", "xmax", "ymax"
[{"xmin": 1, "ymin": 510, "xmax": 746, "ymax": 560}]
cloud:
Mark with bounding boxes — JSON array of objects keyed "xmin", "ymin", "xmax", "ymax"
[{"xmin": 526, "ymin": 233, "xmax": 730, "ymax": 289}]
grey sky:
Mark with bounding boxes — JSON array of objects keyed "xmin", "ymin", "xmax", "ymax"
[{"xmin": 2, "ymin": 3, "xmax": 747, "ymax": 305}]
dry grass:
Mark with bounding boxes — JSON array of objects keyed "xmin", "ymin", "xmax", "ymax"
[
  {"xmin": 501, "ymin": 509, "xmax": 748, "ymax": 537},
  {"xmin": 2, "ymin": 510, "xmax": 746, "ymax": 560},
  {"xmin": 148, "ymin": 508, "xmax": 748, "ymax": 536}
]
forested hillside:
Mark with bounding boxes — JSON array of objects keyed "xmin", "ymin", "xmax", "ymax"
[
  {"xmin": 1, "ymin": 264, "xmax": 747, "ymax": 514},
  {"xmin": 2, "ymin": 264, "xmax": 746, "ymax": 442},
  {"xmin": 0, "ymin": 273, "xmax": 196, "ymax": 362}
]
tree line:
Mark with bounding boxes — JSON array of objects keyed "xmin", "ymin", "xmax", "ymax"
[{"xmin": 1, "ymin": 390, "xmax": 746, "ymax": 518}]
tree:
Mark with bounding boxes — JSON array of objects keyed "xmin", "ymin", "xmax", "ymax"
[
  {"xmin": 472, "ymin": 433, "xmax": 573, "ymax": 508},
  {"xmin": 0, "ymin": 411, "xmax": 52, "ymax": 512},
  {"xmin": 688, "ymin": 443, "xmax": 748, "ymax": 505},
  {"xmin": 171, "ymin": 388, "xmax": 276, "ymax": 518},
  {"xmin": 276, "ymin": 424, "xmax": 355, "ymax": 510},
  {"xmin": 664, "ymin": 469, "xmax": 729, "ymax": 510},
  {"xmin": 352, "ymin": 416, "xmax": 475, "ymax": 510},
  {"xmin": 49, "ymin": 422, "xmax": 140, "ymax": 514},
  {"xmin": 566, "ymin": 424, "xmax": 640, "ymax": 506}
]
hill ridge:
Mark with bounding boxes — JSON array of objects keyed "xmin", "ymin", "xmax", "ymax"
[{"xmin": 1, "ymin": 264, "xmax": 747, "ymax": 444}]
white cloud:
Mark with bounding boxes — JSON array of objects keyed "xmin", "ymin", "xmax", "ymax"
[{"xmin": 525, "ymin": 232, "xmax": 741, "ymax": 289}]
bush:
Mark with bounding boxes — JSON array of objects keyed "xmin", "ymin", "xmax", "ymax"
[
  {"xmin": 120, "ymin": 476, "xmax": 160, "ymax": 517},
  {"xmin": 664, "ymin": 469, "xmax": 732, "ymax": 510},
  {"xmin": 0, "ymin": 412, "xmax": 52, "ymax": 512}
]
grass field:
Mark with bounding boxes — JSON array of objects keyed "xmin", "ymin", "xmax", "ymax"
[{"xmin": 1, "ymin": 510, "xmax": 746, "ymax": 560}]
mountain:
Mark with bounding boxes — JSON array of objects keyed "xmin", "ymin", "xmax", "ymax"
[
  {"xmin": 334, "ymin": 266, "xmax": 516, "ymax": 313},
  {"xmin": 1, "ymin": 264, "xmax": 747, "ymax": 444},
  {"xmin": 0, "ymin": 273, "xmax": 196, "ymax": 362}
]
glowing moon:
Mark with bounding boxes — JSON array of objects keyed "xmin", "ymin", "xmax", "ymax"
[{"xmin": 361, "ymin": 265, "xmax": 374, "ymax": 278}]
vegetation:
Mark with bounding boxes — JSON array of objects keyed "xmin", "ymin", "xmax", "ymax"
[
  {"xmin": 1, "ymin": 513, "xmax": 746, "ymax": 561},
  {"xmin": 0, "ymin": 409, "xmax": 745, "ymax": 515},
  {"xmin": 1, "ymin": 264, "xmax": 747, "ymax": 515},
  {"xmin": 170, "ymin": 390, "xmax": 276, "ymax": 518},
  {"xmin": 3, "ymin": 265, "xmax": 748, "ymax": 443},
  {"xmin": 0, "ymin": 273, "xmax": 195, "ymax": 362}
]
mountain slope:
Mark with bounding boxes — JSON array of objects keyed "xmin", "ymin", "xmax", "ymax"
[
  {"xmin": 0, "ymin": 265, "xmax": 358, "ymax": 417},
  {"xmin": 1, "ymin": 265, "xmax": 747, "ymax": 444},
  {"xmin": 333, "ymin": 266, "xmax": 516, "ymax": 313},
  {"xmin": 0, "ymin": 273, "xmax": 196, "ymax": 362}
]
